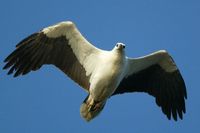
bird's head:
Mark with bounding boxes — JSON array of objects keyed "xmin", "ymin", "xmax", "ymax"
[{"xmin": 113, "ymin": 43, "xmax": 126, "ymax": 51}]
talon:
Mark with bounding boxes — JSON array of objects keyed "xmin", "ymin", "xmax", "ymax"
[
  {"xmin": 87, "ymin": 104, "xmax": 94, "ymax": 112},
  {"xmin": 88, "ymin": 101, "xmax": 102, "ymax": 112},
  {"xmin": 87, "ymin": 98, "xmax": 95, "ymax": 111}
]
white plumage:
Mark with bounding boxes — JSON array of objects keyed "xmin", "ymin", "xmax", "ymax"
[{"xmin": 3, "ymin": 21, "xmax": 187, "ymax": 121}]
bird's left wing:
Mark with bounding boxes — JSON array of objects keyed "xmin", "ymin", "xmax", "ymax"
[
  {"xmin": 112, "ymin": 50, "xmax": 187, "ymax": 121},
  {"xmin": 3, "ymin": 21, "xmax": 103, "ymax": 91}
]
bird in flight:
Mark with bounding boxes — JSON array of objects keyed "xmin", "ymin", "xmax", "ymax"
[{"xmin": 3, "ymin": 21, "xmax": 187, "ymax": 122}]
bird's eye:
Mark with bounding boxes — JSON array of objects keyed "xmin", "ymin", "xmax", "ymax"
[
  {"xmin": 123, "ymin": 45, "xmax": 125, "ymax": 48},
  {"xmin": 116, "ymin": 44, "xmax": 119, "ymax": 47}
]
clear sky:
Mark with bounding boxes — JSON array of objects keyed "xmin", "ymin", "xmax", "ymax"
[{"xmin": 0, "ymin": 0, "xmax": 199, "ymax": 133}]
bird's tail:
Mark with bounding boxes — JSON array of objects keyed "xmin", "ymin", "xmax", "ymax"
[{"xmin": 80, "ymin": 95, "xmax": 106, "ymax": 122}]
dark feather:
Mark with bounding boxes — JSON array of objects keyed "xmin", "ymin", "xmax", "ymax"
[
  {"xmin": 113, "ymin": 64, "xmax": 187, "ymax": 121},
  {"xmin": 3, "ymin": 32, "xmax": 91, "ymax": 91}
]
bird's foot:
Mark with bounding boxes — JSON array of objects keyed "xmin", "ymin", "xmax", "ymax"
[{"xmin": 87, "ymin": 99, "xmax": 102, "ymax": 112}]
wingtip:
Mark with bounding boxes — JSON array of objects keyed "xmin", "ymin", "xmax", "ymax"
[
  {"xmin": 7, "ymin": 71, "xmax": 13, "ymax": 75},
  {"xmin": 184, "ymin": 90, "xmax": 188, "ymax": 99},
  {"xmin": 179, "ymin": 115, "xmax": 183, "ymax": 120},
  {"xmin": 183, "ymin": 107, "xmax": 186, "ymax": 114},
  {"xmin": 4, "ymin": 58, "xmax": 8, "ymax": 63},
  {"xmin": 13, "ymin": 72, "xmax": 19, "ymax": 77},
  {"xmin": 4, "ymin": 54, "xmax": 12, "ymax": 63},
  {"xmin": 13, "ymin": 74, "xmax": 19, "ymax": 78},
  {"xmin": 173, "ymin": 115, "xmax": 178, "ymax": 121},
  {"xmin": 166, "ymin": 113, "xmax": 171, "ymax": 120},
  {"xmin": 3, "ymin": 65, "xmax": 7, "ymax": 70},
  {"xmin": 3, "ymin": 62, "xmax": 11, "ymax": 70}
]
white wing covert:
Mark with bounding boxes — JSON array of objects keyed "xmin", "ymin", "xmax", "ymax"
[{"xmin": 3, "ymin": 21, "xmax": 103, "ymax": 91}]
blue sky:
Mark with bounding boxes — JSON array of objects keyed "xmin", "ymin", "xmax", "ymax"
[{"xmin": 0, "ymin": 0, "xmax": 200, "ymax": 132}]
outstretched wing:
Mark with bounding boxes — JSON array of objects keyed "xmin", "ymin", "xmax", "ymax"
[
  {"xmin": 3, "ymin": 21, "xmax": 103, "ymax": 91},
  {"xmin": 112, "ymin": 50, "xmax": 187, "ymax": 121}
]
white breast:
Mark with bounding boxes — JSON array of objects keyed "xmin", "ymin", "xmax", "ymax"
[{"xmin": 89, "ymin": 51, "xmax": 126, "ymax": 101}]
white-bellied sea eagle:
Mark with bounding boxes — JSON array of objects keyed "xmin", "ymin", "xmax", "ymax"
[{"xmin": 3, "ymin": 21, "xmax": 187, "ymax": 121}]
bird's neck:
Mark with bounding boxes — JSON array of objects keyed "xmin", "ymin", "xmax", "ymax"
[
  {"xmin": 113, "ymin": 49, "xmax": 125, "ymax": 58},
  {"xmin": 110, "ymin": 50, "xmax": 126, "ymax": 65}
]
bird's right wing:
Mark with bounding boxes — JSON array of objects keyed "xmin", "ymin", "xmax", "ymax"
[
  {"xmin": 113, "ymin": 50, "xmax": 187, "ymax": 120},
  {"xmin": 3, "ymin": 21, "xmax": 104, "ymax": 91}
]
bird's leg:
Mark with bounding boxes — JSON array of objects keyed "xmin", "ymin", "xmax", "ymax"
[
  {"xmin": 88, "ymin": 99, "xmax": 95, "ymax": 112},
  {"xmin": 87, "ymin": 95, "xmax": 103, "ymax": 112},
  {"xmin": 92, "ymin": 101, "xmax": 103, "ymax": 111},
  {"xmin": 80, "ymin": 95, "xmax": 106, "ymax": 121}
]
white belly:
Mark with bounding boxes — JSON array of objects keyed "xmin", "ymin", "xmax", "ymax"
[{"xmin": 89, "ymin": 54, "xmax": 126, "ymax": 101}]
